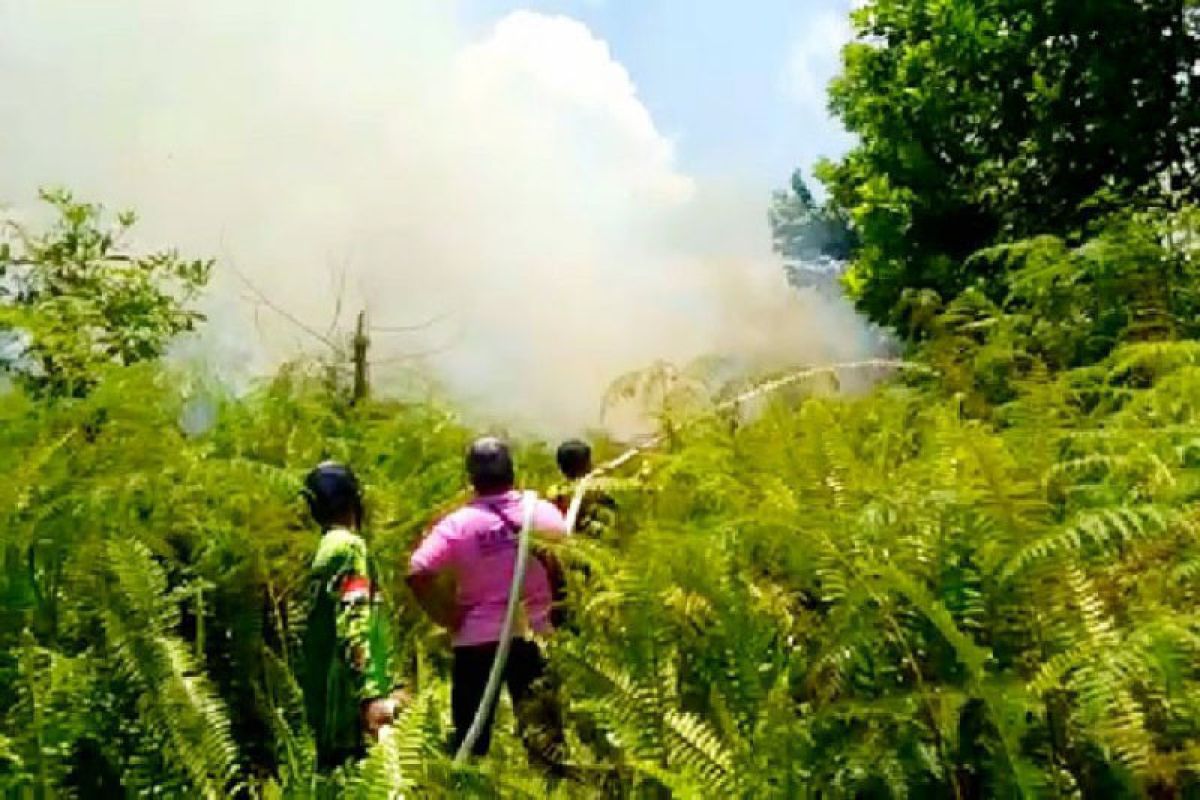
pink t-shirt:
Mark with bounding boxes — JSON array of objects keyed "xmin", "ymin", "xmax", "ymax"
[{"xmin": 409, "ymin": 490, "xmax": 568, "ymax": 647}]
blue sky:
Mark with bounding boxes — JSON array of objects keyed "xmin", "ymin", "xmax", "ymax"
[{"xmin": 458, "ymin": 0, "xmax": 857, "ymax": 192}]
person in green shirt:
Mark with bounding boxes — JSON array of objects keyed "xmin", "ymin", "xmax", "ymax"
[{"xmin": 300, "ymin": 461, "xmax": 395, "ymax": 769}]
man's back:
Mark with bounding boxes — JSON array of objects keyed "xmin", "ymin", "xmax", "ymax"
[{"xmin": 410, "ymin": 490, "xmax": 567, "ymax": 646}]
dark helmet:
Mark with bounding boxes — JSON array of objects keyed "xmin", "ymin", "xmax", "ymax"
[
  {"xmin": 466, "ymin": 436, "xmax": 515, "ymax": 494},
  {"xmin": 303, "ymin": 461, "xmax": 364, "ymax": 528},
  {"xmin": 556, "ymin": 438, "xmax": 592, "ymax": 480}
]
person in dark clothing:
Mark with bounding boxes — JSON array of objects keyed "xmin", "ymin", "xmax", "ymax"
[
  {"xmin": 450, "ymin": 638, "xmax": 562, "ymax": 760},
  {"xmin": 550, "ymin": 439, "xmax": 617, "ymax": 537}
]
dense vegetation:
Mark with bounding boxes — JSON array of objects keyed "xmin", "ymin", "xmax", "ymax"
[
  {"xmin": 818, "ymin": 0, "xmax": 1198, "ymax": 330},
  {"xmin": 3, "ymin": 1, "xmax": 1200, "ymax": 797}
]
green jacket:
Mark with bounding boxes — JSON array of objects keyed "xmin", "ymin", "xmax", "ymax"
[{"xmin": 301, "ymin": 527, "xmax": 391, "ymax": 765}]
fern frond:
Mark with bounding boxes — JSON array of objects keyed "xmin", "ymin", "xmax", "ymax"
[
  {"xmin": 257, "ymin": 647, "xmax": 316, "ymax": 794},
  {"xmin": 1000, "ymin": 506, "xmax": 1187, "ymax": 580},
  {"xmin": 102, "ymin": 539, "xmax": 243, "ymax": 798},
  {"xmin": 1109, "ymin": 341, "xmax": 1200, "ymax": 382},
  {"xmin": 353, "ymin": 728, "xmax": 409, "ymax": 800},
  {"xmin": 875, "ymin": 563, "xmax": 990, "ymax": 679},
  {"xmin": 561, "ymin": 649, "xmax": 738, "ymax": 793},
  {"xmin": 661, "ymin": 709, "xmax": 737, "ymax": 794}
]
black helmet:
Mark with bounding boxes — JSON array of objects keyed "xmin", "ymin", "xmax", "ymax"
[
  {"xmin": 303, "ymin": 461, "xmax": 363, "ymax": 528},
  {"xmin": 466, "ymin": 436, "xmax": 514, "ymax": 494}
]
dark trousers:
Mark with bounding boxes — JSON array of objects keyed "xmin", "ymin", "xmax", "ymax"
[{"xmin": 451, "ymin": 639, "xmax": 565, "ymax": 769}]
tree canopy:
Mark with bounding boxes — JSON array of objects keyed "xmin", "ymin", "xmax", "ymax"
[
  {"xmin": 768, "ymin": 170, "xmax": 856, "ymax": 293},
  {"xmin": 0, "ymin": 190, "xmax": 211, "ymax": 396},
  {"xmin": 819, "ymin": 0, "xmax": 1200, "ymax": 328}
]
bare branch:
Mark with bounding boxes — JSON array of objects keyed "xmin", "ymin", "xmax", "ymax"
[
  {"xmin": 324, "ymin": 261, "xmax": 348, "ymax": 341},
  {"xmin": 219, "ymin": 249, "xmax": 338, "ymax": 350},
  {"xmin": 370, "ymin": 309, "xmax": 454, "ymax": 334}
]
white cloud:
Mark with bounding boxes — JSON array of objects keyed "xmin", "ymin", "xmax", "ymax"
[
  {"xmin": 456, "ymin": 12, "xmax": 694, "ymax": 206},
  {"xmin": 782, "ymin": 10, "xmax": 853, "ymax": 112},
  {"xmin": 777, "ymin": 6, "xmax": 859, "ymax": 190}
]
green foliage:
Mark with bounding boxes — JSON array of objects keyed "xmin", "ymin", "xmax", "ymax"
[
  {"xmin": 922, "ymin": 205, "xmax": 1199, "ymax": 411},
  {"xmin": 101, "ymin": 539, "xmax": 242, "ymax": 797},
  {"xmin": 1, "ymin": 189, "xmax": 211, "ymax": 396},
  {"xmin": 564, "ymin": 338, "xmax": 1200, "ymax": 796},
  {"xmin": 0, "ymin": 358, "xmax": 476, "ymax": 797},
  {"xmin": 820, "ymin": 0, "xmax": 1199, "ymax": 327},
  {"xmin": 8, "ymin": 309, "xmax": 1200, "ymax": 795}
]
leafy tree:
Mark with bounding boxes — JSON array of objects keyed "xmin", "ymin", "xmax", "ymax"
[
  {"xmin": 0, "ymin": 189, "xmax": 211, "ymax": 396},
  {"xmin": 768, "ymin": 170, "xmax": 856, "ymax": 292},
  {"xmin": 820, "ymin": 0, "xmax": 1200, "ymax": 328}
]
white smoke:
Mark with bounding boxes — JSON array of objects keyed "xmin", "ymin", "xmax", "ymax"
[{"xmin": 0, "ymin": 1, "xmax": 875, "ymax": 435}]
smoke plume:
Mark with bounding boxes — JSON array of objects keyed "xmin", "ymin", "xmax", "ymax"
[{"xmin": 0, "ymin": 1, "xmax": 877, "ymax": 435}]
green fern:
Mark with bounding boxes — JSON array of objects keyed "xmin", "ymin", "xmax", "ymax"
[{"xmin": 101, "ymin": 539, "xmax": 243, "ymax": 798}]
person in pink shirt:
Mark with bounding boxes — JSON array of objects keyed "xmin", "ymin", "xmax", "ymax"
[{"xmin": 407, "ymin": 436, "xmax": 568, "ymax": 767}]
